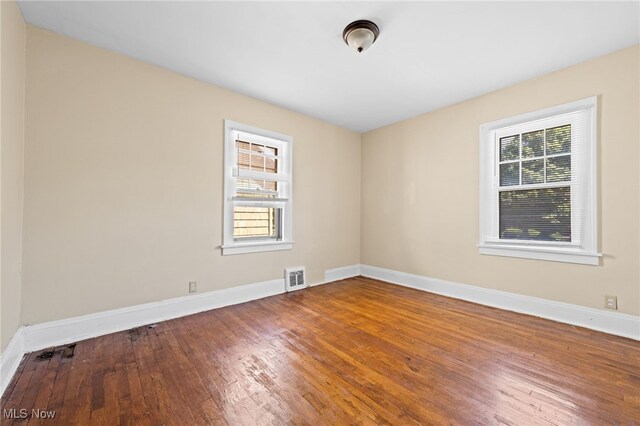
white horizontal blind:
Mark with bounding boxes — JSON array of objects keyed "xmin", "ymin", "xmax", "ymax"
[
  {"xmin": 488, "ymin": 110, "xmax": 589, "ymax": 246},
  {"xmin": 222, "ymin": 120, "xmax": 293, "ymax": 255},
  {"xmin": 479, "ymin": 97, "xmax": 598, "ymax": 264},
  {"xmin": 232, "ymin": 131, "xmax": 289, "ymax": 241}
]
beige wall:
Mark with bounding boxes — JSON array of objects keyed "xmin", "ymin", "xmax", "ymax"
[
  {"xmin": 14, "ymin": 26, "xmax": 640, "ymax": 328},
  {"xmin": 1, "ymin": 0, "xmax": 26, "ymax": 351},
  {"xmin": 362, "ymin": 45, "xmax": 640, "ymax": 316},
  {"xmin": 21, "ymin": 27, "xmax": 361, "ymax": 325}
]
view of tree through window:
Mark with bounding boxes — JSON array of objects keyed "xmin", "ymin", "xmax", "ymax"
[{"xmin": 498, "ymin": 124, "xmax": 572, "ymax": 241}]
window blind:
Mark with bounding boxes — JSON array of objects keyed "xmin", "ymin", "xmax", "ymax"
[
  {"xmin": 232, "ymin": 132, "xmax": 288, "ymax": 241},
  {"xmin": 222, "ymin": 119, "xmax": 293, "ymax": 255},
  {"xmin": 487, "ymin": 109, "xmax": 590, "ymax": 246}
]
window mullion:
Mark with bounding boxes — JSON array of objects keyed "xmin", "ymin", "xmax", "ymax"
[
  {"xmin": 543, "ymin": 127, "xmax": 547, "ymax": 183},
  {"xmin": 519, "ymin": 133, "xmax": 522, "ymax": 185}
]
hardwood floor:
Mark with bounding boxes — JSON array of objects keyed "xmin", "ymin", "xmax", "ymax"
[{"xmin": 2, "ymin": 277, "xmax": 639, "ymax": 425}]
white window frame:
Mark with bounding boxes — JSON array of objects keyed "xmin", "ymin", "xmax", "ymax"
[
  {"xmin": 222, "ymin": 120, "xmax": 293, "ymax": 255},
  {"xmin": 479, "ymin": 97, "xmax": 600, "ymax": 265}
]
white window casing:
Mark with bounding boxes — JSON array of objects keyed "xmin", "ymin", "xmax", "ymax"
[
  {"xmin": 479, "ymin": 97, "xmax": 600, "ymax": 265},
  {"xmin": 222, "ymin": 120, "xmax": 293, "ymax": 255}
]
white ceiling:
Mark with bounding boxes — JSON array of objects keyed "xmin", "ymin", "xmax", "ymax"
[{"xmin": 18, "ymin": 1, "xmax": 640, "ymax": 133}]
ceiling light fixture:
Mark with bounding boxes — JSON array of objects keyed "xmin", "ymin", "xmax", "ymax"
[{"xmin": 342, "ymin": 20, "xmax": 379, "ymax": 54}]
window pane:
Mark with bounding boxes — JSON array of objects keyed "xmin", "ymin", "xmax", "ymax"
[
  {"xmin": 499, "ymin": 187, "xmax": 571, "ymax": 242},
  {"xmin": 236, "ymin": 178, "xmax": 277, "ymax": 194},
  {"xmin": 500, "ymin": 163, "xmax": 520, "ymax": 186},
  {"xmin": 265, "ymin": 157, "xmax": 277, "ymax": 174},
  {"xmin": 522, "ymin": 159, "xmax": 544, "ymax": 184},
  {"xmin": 546, "ymin": 155, "xmax": 571, "ymax": 182},
  {"xmin": 236, "ymin": 141, "xmax": 279, "ymax": 174},
  {"xmin": 251, "ymin": 154, "xmax": 265, "ymax": 170},
  {"xmin": 500, "ymin": 135, "xmax": 520, "ymax": 161},
  {"xmin": 236, "ymin": 177, "xmax": 251, "ymax": 191},
  {"xmin": 546, "ymin": 125, "xmax": 571, "ymax": 155},
  {"xmin": 237, "ymin": 141, "xmax": 250, "ymax": 170},
  {"xmin": 522, "ymin": 130, "xmax": 544, "ymax": 158},
  {"xmin": 250, "ymin": 143, "xmax": 276, "ymax": 156},
  {"xmin": 234, "ymin": 206, "xmax": 280, "ymax": 239}
]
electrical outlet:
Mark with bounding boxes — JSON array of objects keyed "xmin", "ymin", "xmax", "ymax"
[
  {"xmin": 604, "ymin": 295, "xmax": 617, "ymax": 310},
  {"xmin": 189, "ymin": 281, "xmax": 197, "ymax": 293}
]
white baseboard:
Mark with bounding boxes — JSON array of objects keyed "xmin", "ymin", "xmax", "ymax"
[
  {"xmin": 323, "ymin": 264, "xmax": 362, "ymax": 283},
  {"xmin": 0, "ymin": 264, "xmax": 361, "ymax": 398},
  {"xmin": 3, "ymin": 263, "xmax": 637, "ymax": 398},
  {"xmin": 361, "ymin": 264, "xmax": 640, "ymax": 341},
  {"xmin": 0, "ymin": 327, "xmax": 25, "ymax": 398},
  {"xmin": 23, "ymin": 278, "xmax": 285, "ymax": 354},
  {"xmin": 0, "ymin": 278, "xmax": 285, "ymax": 398}
]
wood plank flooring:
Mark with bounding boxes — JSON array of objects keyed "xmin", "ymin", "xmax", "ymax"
[{"xmin": 1, "ymin": 277, "xmax": 639, "ymax": 425}]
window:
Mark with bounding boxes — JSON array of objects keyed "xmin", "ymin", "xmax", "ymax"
[
  {"xmin": 479, "ymin": 97, "xmax": 599, "ymax": 265},
  {"xmin": 222, "ymin": 120, "xmax": 293, "ymax": 255}
]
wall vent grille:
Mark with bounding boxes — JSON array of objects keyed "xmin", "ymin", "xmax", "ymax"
[{"xmin": 285, "ymin": 267, "xmax": 307, "ymax": 292}]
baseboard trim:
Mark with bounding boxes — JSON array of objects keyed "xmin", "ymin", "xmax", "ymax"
[
  {"xmin": 0, "ymin": 265, "xmax": 361, "ymax": 398},
  {"xmin": 0, "ymin": 278, "xmax": 285, "ymax": 398},
  {"xmin": 323, "ymin": 264, "xmax": 362, "ymax": 283},
  {"xmin": 361, "ymin": 264, "xmax": 640, "ymax": 341},
  {"xmin": 0, "ymin": 327, "xmax": 26, "ymax": 398},
  {"xmin": 4, "ymin": 263, "xmax": 637, "ymax": 398},
  {"xmin": 23, "ymin": 278, "xmax": 286, "ymax": 354}
]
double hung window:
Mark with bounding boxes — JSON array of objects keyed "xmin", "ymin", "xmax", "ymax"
[
  {"xmin": 479, "ymin": 97, "xmax": 599, "ymax": 265},
  {"xmin": 222, "ymin": 120, "xmax": 293, "ymax": 255}
]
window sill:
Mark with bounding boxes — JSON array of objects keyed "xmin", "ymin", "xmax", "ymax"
[
  {"xmin": 478, "ymin": 243, "xmax": 601, "ymax": 265},
  {"xmin": 221, "ymin": 240, "xmax": 294, "ymax": 256}
]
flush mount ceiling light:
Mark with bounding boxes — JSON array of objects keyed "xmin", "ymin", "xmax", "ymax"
[{"xmin": 342, "ymin": 20, "xmax": 379, "ymax": 53}]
